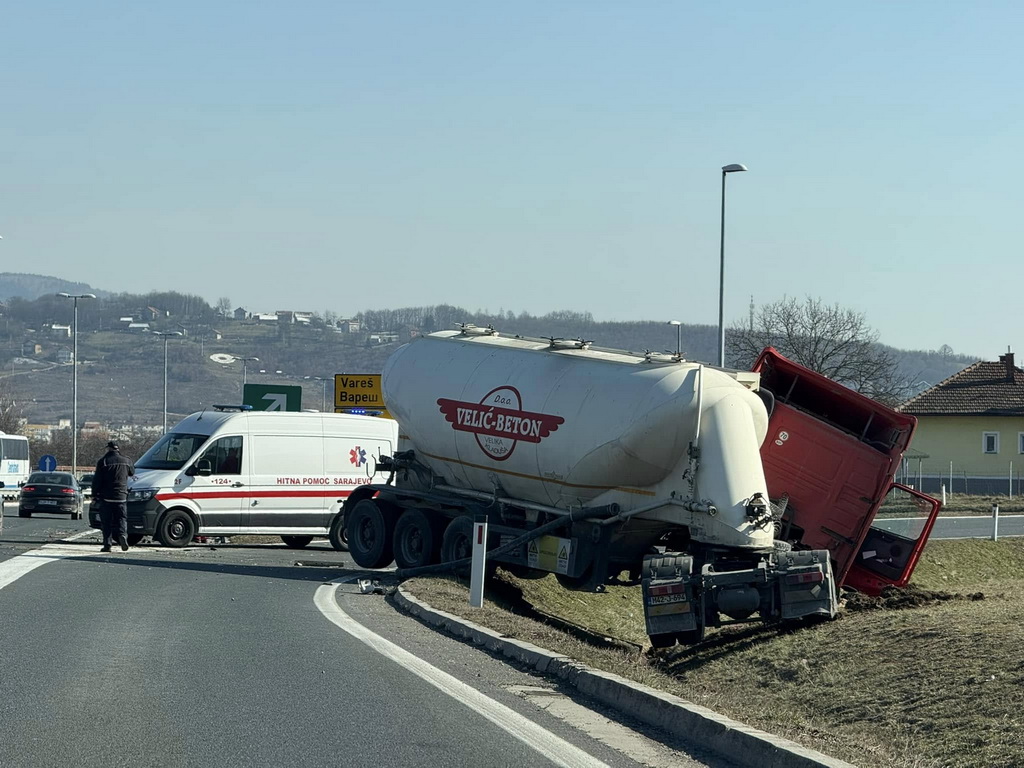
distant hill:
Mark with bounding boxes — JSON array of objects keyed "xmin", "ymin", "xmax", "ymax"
[
  {"xmin": 0, "ymin": 273, "xmax": 110, "ymax": 302},
  {"xmin": 0, "ymin": 286, "xmax": 979, "ymax": 427}
]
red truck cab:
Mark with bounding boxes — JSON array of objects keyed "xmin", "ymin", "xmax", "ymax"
[{"xmin": 751, "ymin": 348, "xmax": 941, "ymax": 595}]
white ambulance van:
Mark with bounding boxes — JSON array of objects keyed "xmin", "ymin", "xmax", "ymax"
[{"xmin": 89, "ymin": 406, "xmax": 398, "ymax": 548}]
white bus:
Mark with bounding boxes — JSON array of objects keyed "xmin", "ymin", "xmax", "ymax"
[{"xmin": 0, "ymin": 432, "xmax": 30, "ymax": 496}]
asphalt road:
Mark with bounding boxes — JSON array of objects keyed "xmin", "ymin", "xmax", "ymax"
[
  {"xmin": 0, "ymin": 511, "xmax": 728, "ymax": 768},
  {"xmin": 874, "ymin": 514, "xmax": 1024, "ymax": 539}
]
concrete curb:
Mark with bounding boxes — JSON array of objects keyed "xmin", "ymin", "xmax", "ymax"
[{"xmin": 394, "ymin": 586, "xmax": 856, "ymax": 768}]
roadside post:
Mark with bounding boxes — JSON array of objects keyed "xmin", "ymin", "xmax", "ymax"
[
  {"xmin": 0, "ymin": 492, "xmax": 4, "ymax": 536},
  {"xmin": 941, "ymin": 484, "xmax": 946, "ymax": 506},
  {"xmin": 469, "ymin": 514, "xmax": 488, "ymax": 608},
  {"xmin": 991, "ymin": 503, "xmax": 1000, "ymax": 542}
]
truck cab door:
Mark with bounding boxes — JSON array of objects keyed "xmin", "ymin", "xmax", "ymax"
[
  {"xmin": 844, "ymin": 482, "xmax": 942, "ymax": 594},
  {"xmin": 186, "ymin": 435, "xmax": 246, "ymax": 533}
]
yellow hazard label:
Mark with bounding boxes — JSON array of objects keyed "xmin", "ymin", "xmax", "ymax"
[{"xmin": 527, "ymin": 535, "xmax": 572, "ymax": 575}]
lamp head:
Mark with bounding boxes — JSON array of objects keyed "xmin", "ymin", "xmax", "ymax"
[
  {"xmin": 667, "ymin": 320, "xmax": 682, "ymax": 327},
  {"xmin": 722, "ymin": 164, "xmax": 748, "ymax": 173}
]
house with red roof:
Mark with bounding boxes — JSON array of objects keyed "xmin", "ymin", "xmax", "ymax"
[{"xmin": 898, "ymin": 351, "xmax": 1024, "ymax": 495}]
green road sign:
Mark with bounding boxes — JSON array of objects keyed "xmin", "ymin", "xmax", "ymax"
[{"xmin": 243, "ymin": 383, "xmax": 302, "ymax": 412}]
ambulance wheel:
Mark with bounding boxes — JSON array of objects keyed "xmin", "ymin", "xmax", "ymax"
[
  {"xmin": 393, "ymin": 509, "xmax": 439, "ymax": 569},
  {"xmin": 157, "ymin": 509, "xmax": 195, "ymax": 548},
  {"xmin": 329, "ymin": 513, "xmax": 349, "ymax": 552},
  {"xmin": 346, "ymin": 499, "xmax": 396, "ymax": 569},
  {"xmin": 127, "ymin": 534, "xmax": 144, "ymax": 546}
]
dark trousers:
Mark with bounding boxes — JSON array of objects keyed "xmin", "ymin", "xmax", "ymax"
[{"xmin": 100, "ymin": 500, "xmax": 128, "ymax": 547}]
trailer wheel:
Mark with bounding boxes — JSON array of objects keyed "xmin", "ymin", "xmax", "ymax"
[
  {"xmin": 346, "ymin": 499, "xmax": 396, "ymax": 569},
  {"xmin": 649, "ymin": 633, "xmax": 676, "ymax": 649},
  {"xmin": 440, "ymin": 516, "xmax": 474, "ymax": 570},
  {"xmin": 393, "ymin": 509, "xmax": 439, "ymax": 569},
  {"xmin": 675, "ymin": 625, "xmax": 706, "ymax": 646},
  {"xmin": 281, "ymin": 535, "xmax": 314, "ymax": 549},
  {"xmin": 328, "ymin": 513, "xmax": 349, "ymax": 552},
  {"xmin": 157, "ymin": 509, "xmax": 195, "ymax": 548}
]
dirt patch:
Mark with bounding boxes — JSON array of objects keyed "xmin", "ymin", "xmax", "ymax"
[{"xmin": 843, "ymin": 584, "xmax": 985, "ymax": 612}]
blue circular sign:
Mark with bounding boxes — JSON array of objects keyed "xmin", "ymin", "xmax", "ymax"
[{"xmin": 38, "ymin": 454, "xmax": 57, "ymax": 472}]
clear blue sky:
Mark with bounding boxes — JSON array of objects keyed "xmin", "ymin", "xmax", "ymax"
[{"xmin": 2, "ymin": 1, "xmax": 1021, "ymax": 358}]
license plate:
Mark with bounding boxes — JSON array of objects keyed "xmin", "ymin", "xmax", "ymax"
[
  {"xmin": 649, "ymin": 593, "xmax": 686, "ymax": 606},
  {"xmin": 39, "ymin": 499, "xmax": 58, "ymax": 506}
]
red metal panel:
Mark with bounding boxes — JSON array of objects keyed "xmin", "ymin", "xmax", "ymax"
[{"xmin": 752, "ymin": 347, "xmax": 940, "ymax": 591}]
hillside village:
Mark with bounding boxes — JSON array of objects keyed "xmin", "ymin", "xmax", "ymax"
[{"xmin": 0, "ymin": 273, "xmax": 982, "ymax": 468}]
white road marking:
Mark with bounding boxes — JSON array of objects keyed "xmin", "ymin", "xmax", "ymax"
[
  {"xmin": 314, "ymin": 580, "xmax": 610, "ymax": 768},
  {"xmin": 0, "ymin": 528, "xmax": 112, "ymax": 591},
  {"xmin": 0, "ymin": 545, "xmax": 92, "ymax": 591}
]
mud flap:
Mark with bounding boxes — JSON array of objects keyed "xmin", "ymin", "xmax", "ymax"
[
  {"xmin": 776, "ymin": 549, "xmax": 839, "ymax": 620},
  {"xmin": 642, "ymin": 553, "xmax": 700, "ymax": 639}
]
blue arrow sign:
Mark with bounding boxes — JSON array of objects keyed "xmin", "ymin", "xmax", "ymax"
[{"xmin": 38, "ymin": 454, "xmax": 57, "ymax": 472}]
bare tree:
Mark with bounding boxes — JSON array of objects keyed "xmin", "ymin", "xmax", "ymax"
[
  {"xmin": 216, "ymin": 297, "xmax": 232, "ymax": 316},
  {"xmin": 0, "ymin": 376, "xmax": 25, "ymax": 434},
  {"xmin": 728, "ymin": 296, "xmax": 912, "ymax": 404}
]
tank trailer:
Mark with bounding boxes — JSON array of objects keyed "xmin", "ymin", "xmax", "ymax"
[{"xmin": 337, "ymin": 328, "xmax": 940, "ymax": 647}]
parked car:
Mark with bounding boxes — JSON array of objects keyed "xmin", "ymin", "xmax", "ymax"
[
  {"xmin": 79, "ymin": 472, "xmax": 95, "ymax": 498},
  {"xmin": 18, "ymin": 472, "xmax": 84, "ymax": 519}
]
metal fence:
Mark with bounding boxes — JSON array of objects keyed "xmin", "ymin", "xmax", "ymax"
[{"xmin": 899, "ymin": 458, "xmax": 1022, "ymax": 497}]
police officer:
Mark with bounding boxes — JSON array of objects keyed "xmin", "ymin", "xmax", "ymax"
[{"xmin": 91, "ymin": 440, "xmax": 135, "ymax": 552}]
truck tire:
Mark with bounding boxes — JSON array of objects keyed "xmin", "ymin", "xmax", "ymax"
[
  {"xmin": 440, "ymin": 516, "xmax": 473, "ymax": 561},
  {"xmin": 346, "ymin": 499, "xmax": 396, "ymax": 569},
  {"xmin": 281, "ymin": 535, "xmax": 313, "ymax": 549},
  {"xmin": 157, "ymin": 509, "xmax": 195, "ymax": 548},
  {"xmin": 393, "ymin": 509, "xmax": 439, "ymax": 569},
  {"xmin": 439, "ymin": 515, "xmax": 476, "ymax": 576},
  {"xmin": 649, "ymin": 633, "xmax": 676, "ymax": 649},
  {"xmin": 328, "ymin": 513, "xmax": 349, "ymax": 552}
]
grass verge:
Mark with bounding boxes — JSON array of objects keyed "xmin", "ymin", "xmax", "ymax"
[{"xmin": 404, "ymin": 537, "xmax": 1024, "ymax": 768}]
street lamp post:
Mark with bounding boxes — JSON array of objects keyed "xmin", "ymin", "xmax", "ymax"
[
  {"xmin": 718, "ymin": 163, "xmax": 748, "ymax": 368},
  {"xmin": 230, "ymin": 356, "xmax": 259, "ymax": 391},
  {"xmin": 314, "ymin": 377, "xmax": 328, "ymax": 411},
  {"xmin": 57, "ymin": 292, "xmax": 96, "ymax": 474},
  {"xmin": 667, "ymin": 320, "xmax": 682, "ymax": 357},
  {"xmin": 154, "ymin": 332, "xmax": 183, "ymax": 433}
]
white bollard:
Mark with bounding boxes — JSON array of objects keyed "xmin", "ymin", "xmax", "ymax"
[
  {"xmin": 469, "ymin": 515, "xmax": 489, "ymax": 608},
  {"xmin": 941, "ymin": 484, "xmax": 947, "ymax": 506},
  {"xmin": 992, "ymin": 503, "xmax": 1000, "ymax": 542}
]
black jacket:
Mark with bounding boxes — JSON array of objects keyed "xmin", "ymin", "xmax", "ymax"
[{"xmin": 92, "ymin": 449, "xmax": 135, "ymax": 502}]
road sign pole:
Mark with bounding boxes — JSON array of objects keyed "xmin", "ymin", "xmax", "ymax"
[{"xmin": 469, "ymin": 515, "xmax": 488, "ymax": 608}]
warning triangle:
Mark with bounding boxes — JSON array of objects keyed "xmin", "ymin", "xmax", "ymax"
[
  {"xmin": 558, "ymin": 545, "xmax": 568, "ymax": 560},
  {"xmin": 528, "ymin": 540, "xmax": 539, "ymax": 554}
]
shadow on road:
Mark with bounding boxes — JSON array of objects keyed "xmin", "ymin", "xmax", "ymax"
[
  {"xmin": 44, "ymin": 550, "xmax": 366, "ymax": 584},
  {"xmin": 1, "ymin": 537, "xmax": 369, "ymax": 585}
]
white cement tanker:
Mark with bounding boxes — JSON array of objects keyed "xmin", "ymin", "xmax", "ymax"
[{"xmin": 337, "ymin": 327, "xmax": 845, "ymax": 647}]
